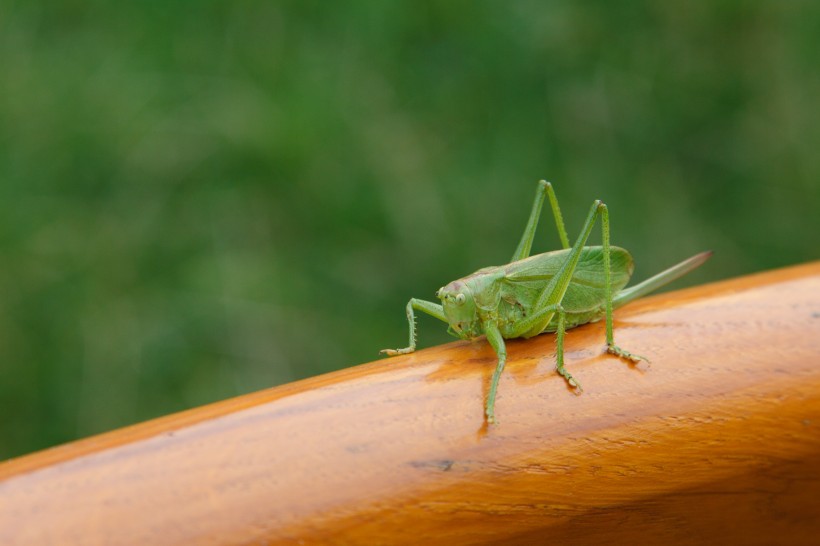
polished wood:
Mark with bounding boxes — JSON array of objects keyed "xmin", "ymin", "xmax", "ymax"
[{"xmin": 2, "ymin": 262, "xmax": 820, "ymax": 545}]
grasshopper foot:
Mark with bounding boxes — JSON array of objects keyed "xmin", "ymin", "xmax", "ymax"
[
  {"xmin": 607, "ymin": 343, "xmax": 648, "ymax": 364},
  {"xmin": 557, "ymin": 367, "xmax": 584, "ymax": 393},
  {"xmin": 485, "ymin": 406, "xmax": 496, "ymax": 425},
  {"xmin": 380, "ymin": 347, "xmax": 415, "ymax": 357}
]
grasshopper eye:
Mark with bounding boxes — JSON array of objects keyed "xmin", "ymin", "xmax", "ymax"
[
  {"xmin": 435, "ymin": 289, "xmax": 442, "ymax": 298},
  {"xmin": 455, "ymin": 293, "xmax": 466, "ymax": 305}
]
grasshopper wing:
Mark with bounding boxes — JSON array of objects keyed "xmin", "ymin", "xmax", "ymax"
[{"xmin": 502, "ymin": 246, "xmax": 633, "ymax": 313}]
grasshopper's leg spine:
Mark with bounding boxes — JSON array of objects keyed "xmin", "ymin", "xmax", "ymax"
[{"xmin": 380, "ymin": 299, "xmax": 446, "ymax": 356}]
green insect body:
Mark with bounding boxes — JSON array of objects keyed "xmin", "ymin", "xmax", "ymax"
[{"xmin": 381, "ymin": 181, "xmax": 711, "ymax": 423}]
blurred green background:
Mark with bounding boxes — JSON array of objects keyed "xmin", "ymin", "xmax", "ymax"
[{"xmin": 1, "ymin": 1, "xmax": 818, "ymax": 459}]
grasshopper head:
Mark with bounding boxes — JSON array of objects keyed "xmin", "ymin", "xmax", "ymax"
[{"xmin": 437, "ymin": 281, "xmax": 480, "ymax": 339}]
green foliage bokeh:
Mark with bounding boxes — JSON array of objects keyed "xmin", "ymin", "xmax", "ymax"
[{"xmin": 1, "ymin": 1, "xmax": 818, "ymax": 458}]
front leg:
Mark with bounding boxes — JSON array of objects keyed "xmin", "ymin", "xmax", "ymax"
[
  {"xmin": 380, "ymin": 298, "xmax": 446, "ymax": 356},
  {"xmin": 484, "ymin": 321, "xmax": 507, "ymax": 424}
]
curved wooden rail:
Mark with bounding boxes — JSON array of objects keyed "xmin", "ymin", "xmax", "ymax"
[{"xmin": 1, "ymin": 262, "xmax": 820, "ymax": 545}]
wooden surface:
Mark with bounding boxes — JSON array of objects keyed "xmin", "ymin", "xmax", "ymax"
[{"xmin": 1, "ymin": 262, "xmax": 820, "ymax": 545}]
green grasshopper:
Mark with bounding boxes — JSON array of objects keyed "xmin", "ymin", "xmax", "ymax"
[{"xmin": 381, "ymin": 180, "xmax": 711, "ymax": 423}]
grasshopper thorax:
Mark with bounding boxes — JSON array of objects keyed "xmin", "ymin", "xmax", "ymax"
[{"xmin": 437, "ymin": 280, "xmax": 481, "ymax": 339}]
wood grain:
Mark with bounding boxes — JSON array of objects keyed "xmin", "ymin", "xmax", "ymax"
[{"xmin": 1, "ymin": 262, "xmax": 820, "ymax": 545}]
